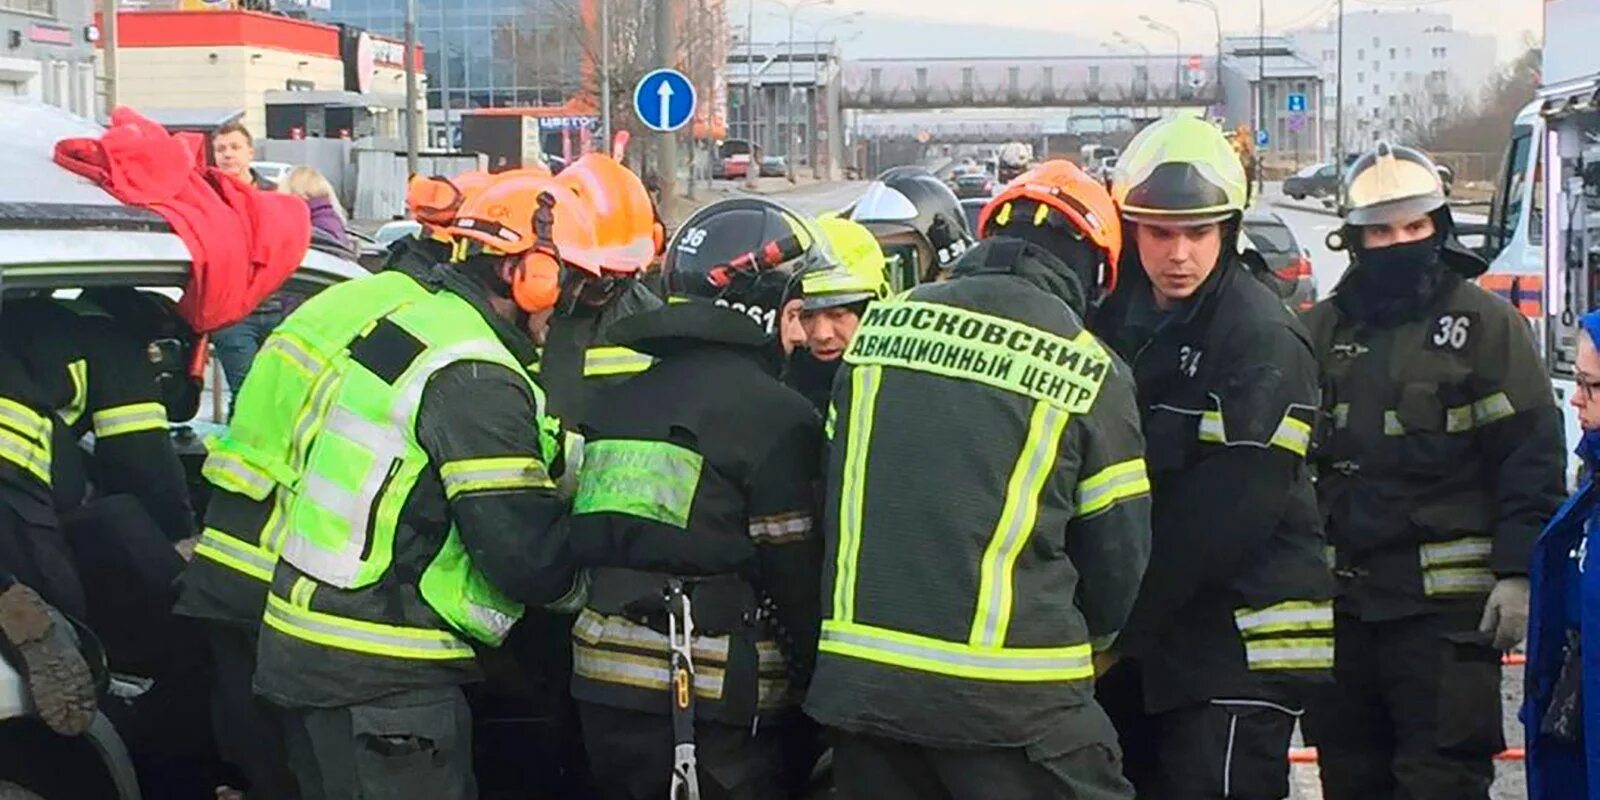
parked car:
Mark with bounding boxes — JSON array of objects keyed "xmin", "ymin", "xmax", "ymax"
[
  {"xmin": 720, "ymin": 154, "xmax": 751, "ymax": 179},
  {"xmin": 959, "ymin": 197, "xmax": 988, "ymax": 235},
  {"xmin": 348, "ymin": 229, "xmax": 389, "ymax": 271},
  {"xmin": 373, "ymin": 219, "xmax": 423, "ymax": 246},
  {"xmin": 251, "ymin": 160, "xmax": 293, "ymax": 187},
  {"xmin": 759, "ymin": 156, "xmax": 788, "ymax": 178},
  {"xmin": 953, "ymin": 171, "xmax": 996, "ymax": 199},
  {"xmin": 1282, "ymin": 162, "xmax": 1339, "ymax": 200},
  {"xmin": 1241, "ymin": 208, "xmax": 1317, "ymax": 311},
  {"xmin": 0, "ymin": 99, "xmax": 367, "ymax": 800}
]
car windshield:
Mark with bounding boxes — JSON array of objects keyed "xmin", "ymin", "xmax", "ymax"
[{"xmin": 1295, "ymin": 163, "xmax": 1325, "ymax": 179}]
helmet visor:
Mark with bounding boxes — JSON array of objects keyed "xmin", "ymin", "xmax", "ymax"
[{"xmin": 850, "ymin": 183, "xmax": 920, "ymax": 224}]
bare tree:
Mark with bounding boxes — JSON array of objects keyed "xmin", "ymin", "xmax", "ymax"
[{"xmin": 1425, "ymin": 43, "xmax": 1540, "ymax": 157}]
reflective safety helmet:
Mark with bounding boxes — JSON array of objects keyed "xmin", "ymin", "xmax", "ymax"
[
  {"xmin": 849, "ymin": 166, "xmax": 974, "ymax": 281},
  {"xmin": 662, "ymin": 197, "xmax": 839, "ymax": 333},
  {"xmin": 804, "ymin": 215, "xmax": 890, "ymax": 311},
  {"xmin": 1113, "ymin": 116, "xmax": 1249, "ymax": 225},
  {"xmin": 450, "ymin": 171, "xmax": 603, "ymax": 312},
  {"xmin": 1342, "ymin": 142, "xmax": 1447, "ymax": 227},
  {"xmin": 406, "ymin": 169, "xmax": 499, "ymax": 240},
  {"xmin": 979, "ymin": 159, "xmax": 1124, "ymax": 292},
  {"xmin": 553, "ymin": 153, "xmax": 665, "ymax": 274}
]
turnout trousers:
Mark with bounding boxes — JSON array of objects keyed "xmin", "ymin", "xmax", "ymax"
[
  {"xmin": 828, "ymin": 704, "xmax": 1132, "ymax": 800},
  {"xmin": 206, "ymin": 620, "xmax": 299, "ymax": 799},
  {"xmin": 1303, "ymin": 610, "xmax": 1503, "ymax": 800},
  {"xmin": 280, "ymin": 686, "xmax": 476, "ymax": 800},
  {"xmin": 1097, "ymin": 660, "xmax": 1301, "ymax": 800},
  {"xmin": 577, "ymin": 702, "xmax": 808, "ymax": 800}
]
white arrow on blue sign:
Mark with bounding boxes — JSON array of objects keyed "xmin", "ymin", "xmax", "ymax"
[
  {"xmin": 634, "ymin": 68, "xmax": 697, "ymax": 133},
  {"xmin": 1286, "ymin": 93, "xmax": 1307, "ymax": 113}
]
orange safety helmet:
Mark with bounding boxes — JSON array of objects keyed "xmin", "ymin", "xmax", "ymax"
[
  {"xmin": 406, "ymin": 169, "xmax": 498, "ymax": 235},
  {"xmin": 450, "ymin": 172, "xmax": 603, "ymax": 313},
  {"xmin": 553, "ymin": 153, "xmax": 665, "ymax": 274},
  {"xmin": 977, "ymin": 159, "xmax": 1124, "ymax": 292}
]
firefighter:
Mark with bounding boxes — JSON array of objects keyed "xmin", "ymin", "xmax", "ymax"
[
  {"xmin": 535, "ymin": 152, "xmax": 666, "ymax": 427},
  {"xmin": 1089, "ymin": 115, "xmax": 1334, "ymax": 799},
  {"xmin": 1301, "ymin": 142, "xmax": 1565, "ymax": 800},
  {"xmin": 244, "ymin": 172, "xmax": 594, "ymax": 800},
  {"xmin": 787, "ymin": 214, "xmax": 890, "ymax": 413},
  {"xmin": 848, "ymin": 166, "xmax": 974, "ymax": 287},
  {"xmin": 568, "ymin": 197, "xmax": 829, "ymax": 800},
  {"xmin": 976, "ymin": 159, "xmax": 1126, "ymax": 314},
  {"xmin": 0, "ymin": 296, "xmax": 195, "ymax": 545},
  {"xmin": 804, "ymin": 179, "xmax": 1152, "ymax": 795}
]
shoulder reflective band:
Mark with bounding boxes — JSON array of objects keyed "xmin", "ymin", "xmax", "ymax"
[
  {"xmin": 820, "ymin": 620, "xmax": 1094, "ymax": 683},
  {"xmin": 845, "ymin": 300, "xmax": 1109, "ymax": 413},
  {"xmin": 572, "ymin": 440, "xmax": 703, "ymax": 528},
  {"xmin": 583, "ymin": 346, "xmax": 656, "ymax": 378},
  {"xmin": 262, "ymin": 592, "xmax": 474, "ymax": 660},
  {"xmin": 1198, "ymin": 409, "xmax": 1313, "ymax": 457},
  {"xmin": 260, "ymin": 332, "xmax": 326, "ymax": 379},
  {"xmin": 0, "ymin": 397, "xmax": 51, "ymax": 485},
  {"xmin": 92, "ymin": 402, "xmax": 168, "ymax": 439},
  {"xmin": 1075, "ymin": 458, "xmax": 1151, "ymax": 518},
  {"xmin": 832, "ymin": 365, "xmax": 883, "ymax": 624},
  {"xmin": 194, "ymin": 526, "xmax": 277, "ymax": 583},
  {"xmin": 439, "ymin": 456, "xmax": 554, "ymax": 500},
  {"xmin": 61, "ymin": 359, "xmax": 87, "ymax": 427},
  {"xmin": 971, "ymin": 401, "xmax": 1070, "ymax": 648}
]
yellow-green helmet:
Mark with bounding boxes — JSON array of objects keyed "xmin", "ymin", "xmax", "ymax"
[
  {"xmin": 1113, "ymin": 116, "xmax": 1248, "ymax": 225},
  {"xmin": 803, "ymin": 215, "xmax": 890, "ymax": 311}
]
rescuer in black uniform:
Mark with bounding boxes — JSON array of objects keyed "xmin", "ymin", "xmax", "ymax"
[
  {"xmin": 1301, "ymin": 142, "xmax": 1565, "ymax": 800},
  {"xmin": 847, "ymin": 166, "xmax": 975, "ymax": 287},
  {"xmin": 568, "ymin": 197, "xmax": 830, "ymax": 800},
  {"xmin": 1090, "ymin": 116, "xmax": 1335, "ymax": 799},
  {"xmin": 803, "ymin": 167, "xmax": 1151, "ymax": 797}
]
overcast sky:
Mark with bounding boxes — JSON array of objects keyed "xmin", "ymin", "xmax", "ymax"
[{"xmin": 752, "ymin": 0, "xmax": 1542, "ymax": 64}]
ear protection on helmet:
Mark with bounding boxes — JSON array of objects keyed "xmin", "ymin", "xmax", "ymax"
[{"xmin": 510, "ymin": 191, "xmax": 564, "ymax": 312}]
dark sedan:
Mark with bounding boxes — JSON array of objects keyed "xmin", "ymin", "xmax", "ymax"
[
  {"xmin": 952, "ymin": 172, "xmax": 996, "ymax": 199},
  {"xmin": 1242, "ymin": 209, "xmax": 1317, "ymax": 311},
  {"xmin": 1282, "ymin": 162, "xmax": 1339, "ymax": 200}
]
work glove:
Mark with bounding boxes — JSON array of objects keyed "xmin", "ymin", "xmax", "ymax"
[
  {"xmin": 1478, "ymin": 576, "xmax": 1531, "ymax": 651},
  {"xmin": 554, "ymin": 430, "xmax": 586, "ymax": 503}
]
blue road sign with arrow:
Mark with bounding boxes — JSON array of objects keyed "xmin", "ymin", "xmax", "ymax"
[
  {"xmin": 1256, "ymin": 129, "xmax": 1270, "ymax": 147},
  {"xmin": 634, "ymin": 69, "xmax": 697, "ymax": 133},
  {"xmin": 1287, "ymin": 93, "xmax": 1307, "ymax": 113}
]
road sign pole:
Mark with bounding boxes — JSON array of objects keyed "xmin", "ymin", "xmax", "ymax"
[{"xmin": 656, "ymin": 0, "xmax": 677, "ymax": 205}]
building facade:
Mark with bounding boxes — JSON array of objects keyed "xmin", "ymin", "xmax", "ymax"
[
  {"xmin": 111, "ymin": 9, "xmax": 423, "ymax": 143},
  {"xmin": 1290, "ymin": 9, "xmax": 1497, "ymax": 152},
  {"xmin": 1, "ymin": 0, "xmax": 98, "ymax": 116},
  {"xmin": 1219, "ymin": 35, "xmax": 1325, "ymax": 166}
]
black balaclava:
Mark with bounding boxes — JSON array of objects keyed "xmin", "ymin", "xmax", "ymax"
[{"xmin": 1334, "ymin": 207, "xmax": 1461, "ymax": 326}]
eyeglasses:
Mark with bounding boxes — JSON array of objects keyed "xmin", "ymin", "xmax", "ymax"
[{"xmin": 1577, "ymin": 373, "xmax": 1600, "ymax": 401}]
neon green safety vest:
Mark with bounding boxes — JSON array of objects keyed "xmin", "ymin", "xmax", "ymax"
[{"xmin": 211, "ymin": 271, "xmax": 549, "ymax": 652}]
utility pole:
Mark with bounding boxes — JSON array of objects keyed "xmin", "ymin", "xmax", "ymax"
[
  {"xmin": 656, "ymin": 0, "xmax": 677, "ymax": 203},
  {"xmin": 1334, "ymin": 0, "xmax": 1345, "ymax": 191},
  {"xmin": 1256, "ymin": 0, "xmax": 1265, "ymax": 199},
  {"xmin": 404, "ymin": 0, "xmax": 419, "ymax": 175},
  {"xmin": 786, "ymin": 9, "xmax": 797, "ymax": 183},
  {"xmin": 438, "ymin": 1, "xmax": 451, "ymax": 150},
  {"xmin": 745, "ymin": 0, "xmax": 758, "ymax": 189},
  {"xmin": 600, "ymin": 0, "xmax": 612, "ymax": 148},
  {"xmin": 100, "ymin": 0, "xmax": 117, "ymax": 114}
]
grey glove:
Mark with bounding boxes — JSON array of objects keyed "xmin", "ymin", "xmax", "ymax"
[{"xmin": 1478, "ymin": 576, "xmax": 1531, "ymax": 651}]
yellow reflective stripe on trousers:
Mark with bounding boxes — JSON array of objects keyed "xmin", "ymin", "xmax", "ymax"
[
  {"xmin": 1243, "ymin": 636, "xmax": 1335, "ymax": 670},
  {"xmin": 1420, "ymin": 536, "xmax": 1492, "ymax": 568},
  {"xmin": 61, "ymin": 359, "xmax": 88, "ymax": 426},
  {"xmin": 820, "ymin": 620, "xmax": 1093, "ymax": 682},
  {"xmin": 92, "ymin": 402, "xmax": 168, "ymax": 438},
  {"xmin": 262, "ymin": 593, "xmax": 474, "ymax": 660},
  {"xmin": 582, "ymin": 346, "xmax": 655, "ymax": 378},
  {"xmin": 832, "ymin": 366, "xmax": 883, "ymax": 623},
  {"xmin": 439, "ymin": 456, "xmax": 554, "ymax": 499},
  {"xmin": 1075, "ymin": 458, "xmax": 1150, "ymax": 518},
  {"xmin": 193, "ymin": 527, "xmax": 277, "ymax": 583},
  {"xmin": 1234, "ymin": 600, "xmax": 1333, "ymax": 636},
  {"xmin": 970, "ymin": 401, "xmax": 1070, "ymax": 647}
]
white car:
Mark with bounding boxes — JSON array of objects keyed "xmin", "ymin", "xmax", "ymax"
[
  {"xmin": 251, "ymin": 160, "xmax": 294, "ymax": 187},
  {"xmin": 0, "ymin": 99, "xmax": 363, "ymax": 800}
]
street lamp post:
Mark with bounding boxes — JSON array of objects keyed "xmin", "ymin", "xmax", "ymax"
[
  {"xmin": 1113, "ymin": 32, "xmax": 1153, "ymax": 103},
  {"xmin": 772, "ymin": 0, "xmax": 833, "ymax": 184},
  {"xmin": 783, "ymin": 10, "xmax": 860, "ymax": 180},
  {"xmin": 1257, "ymin": 0, "xmax": 1265, "ymax": 198},
  {"xmin": 1178, "ymin": 0, "xmax": 1221, "ymax": 104},
  {"xmin": 1139, "ymin": 15, "xmax": 1181, "ymax": 100},
  {"xmin": 404, "ymin": 0, "xmax": 418, "ymax": 174},
  {"xmin": 600, "ymin": 0, "xmax": 612, "ymax": 148},
  {"xmin": 746, "ymin": 0, "xmax": 758, "ymax": 189}
]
